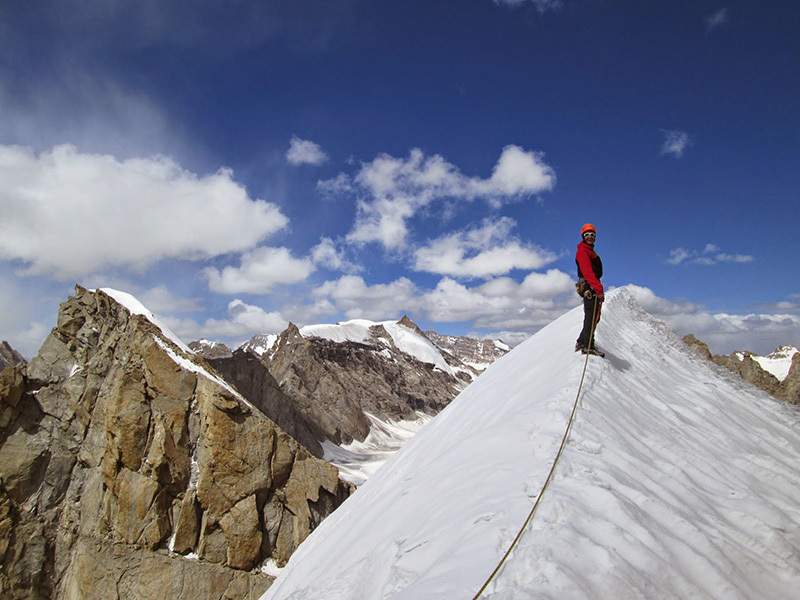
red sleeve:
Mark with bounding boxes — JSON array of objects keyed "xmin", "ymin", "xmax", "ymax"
[{"xmin": 576, "ymin": 245, "xmax": 604, "ymax": 295}]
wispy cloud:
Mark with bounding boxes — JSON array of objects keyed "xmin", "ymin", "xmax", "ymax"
[
  {"xmin": 668, "ymin": 244, "xmax": 754, "ymax": 266},
  {"xmin": 660, "ymin": 129, "xmax": 691, "ymax": 158},
  {"xmin": 286, "ymin": 135, "xmax": 329, "ymax": 166},
  {"xmin": 492, "ymin": 0, "xmax": 563, "ymax": 13},
  {"xmin": 706, "ymin": 8, "xmax": 729, "ymax": 31}
]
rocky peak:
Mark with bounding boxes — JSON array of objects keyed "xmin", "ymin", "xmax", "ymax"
[
  {"xmin": 189, "ymin": 339, "xmax": 233, "ymax": 360},
  {"xmin": 260, "ymin": 319, "xmax": 471, "ymax": 448},
  {"xmin": 0, "ymin": 286, "xmax": 352, "ymax": 599},
  {"xmin": 396, "ymin": 314, "xmax": 425, "ymax": 337},
  {"xmin": 424, "ymin": 330, "xmax": 509, "ymax": 373},
  {"xmin": 0, "ymin": 341, "xmax": 26, "ymax": 372}
]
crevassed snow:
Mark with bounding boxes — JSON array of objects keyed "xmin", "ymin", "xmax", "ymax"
[
  {"xmin": 262, "ymin": 286, "xmax": 800, "ymax": 600},
  {"xmin": 322, "ymin": 412, "xmax": 433, "ymax": 487},
  {"xmin": 301, "ymin": 319, "xmax": 455, "ymax": 375}
]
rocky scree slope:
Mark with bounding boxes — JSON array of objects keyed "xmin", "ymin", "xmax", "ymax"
[{"xmin": 0, "ymin": 287, "xmax": 352, "ymax": 600}]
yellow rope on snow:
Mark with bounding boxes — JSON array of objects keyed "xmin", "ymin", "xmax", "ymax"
[{"xmin": 471, "ymin": 296, "xmax": 599, "ymax": 599}]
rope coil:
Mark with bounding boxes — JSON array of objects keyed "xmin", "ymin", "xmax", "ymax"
[{"xmin": 472, "ymin": 296, "xmax": 599, "ymax": 599}]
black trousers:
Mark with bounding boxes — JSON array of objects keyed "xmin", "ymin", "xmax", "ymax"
[{"xmin": 577, "ymin": 295, "xmax": 601, "ymax": 349}]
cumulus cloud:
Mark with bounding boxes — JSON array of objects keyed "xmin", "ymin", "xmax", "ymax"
[
  {"xmin": 0, "ymin": 144, "xmax": 288, "ymax": 279},
  {"xmin": 706, "ymin": 8, "xmax": 729, "ymax": 31},
  {"xmin": 313, "ymin": 275, "xmax": 420, "ymax": 319},
  {"xmin": 311, "ymin": 237, "xmax": 362, "ymax": 273},
  {"xmin": 205, "ymin": 246, "xmax": 314, "ymax": 294},
  {"xmin": 286, "ymin": 135, "xmax": 329, "ymax": 166},
  {"xmin": 311, "ymin": 269, "xmax": 576, "ymax": 334},
  {"xmin": 660, "ymin": 129, "xmax": 691, "ymax": 158},
  {"xmin": 667, "ymin": 244, "xmax": 754, "ymax": 266},
  {"xmin": 163, "ymin": 298, "xmax": 288, "ymax": 344},
  {"xmin": 413, "ymin": 217, "xmax": 558, "ymax": 279},
  {"xmin": 138, "ymin": 285, "xmax": 204, "ymax": 313},
  {"xmin": 321, "ymin": 145, "xmax": 555, "ymax": 250}
]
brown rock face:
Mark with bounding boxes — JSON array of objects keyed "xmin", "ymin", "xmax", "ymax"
[
  {"xmin": 262, "ymin": 321, "xmax": 466, "ymax": 446},
  {"xmin": 0, "ymin": 287, "xmax": 353, "ymax": 599}
]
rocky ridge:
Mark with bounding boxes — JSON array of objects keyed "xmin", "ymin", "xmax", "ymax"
[
  {"xmin": 251, "ymin": 318, "xmax": 473, "ymax": 449},
  {"xmin": 682, "ymin": 335, "xmax": 799, "ymax": 404},
  {"xmin": 0, "ymin": 287, "xmax": 352, "ymax": 599},
  {"xmin": 188, "ymin": 340, "xmax": 233, "ymax": 360},
  {"xmin": 423, "ymin": 330, "xmax": 509, "ymax": 373}
]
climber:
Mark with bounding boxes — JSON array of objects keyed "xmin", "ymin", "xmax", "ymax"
[{"xmin": 575, "ymin": 223, "xmax": 604, "ymax": 356}]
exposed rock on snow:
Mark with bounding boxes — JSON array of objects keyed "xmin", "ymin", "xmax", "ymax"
[
  {"xmin": 684, "ymin": 336, "xmax": 799, "ymax": 405},
  {"xmin": 424, "ymin": 330, "xmax": 509, "ymax": 373},
  {"xmin": 189, "ymin": 339, "xmax": 233, "ymax": 359},
  {"xmin": 262, "ymin": 287, "xmax": 800, "ymax": 600},
  {"xmin": 0, "ymin": 287, "xmax": 352, "ymax": 599}
]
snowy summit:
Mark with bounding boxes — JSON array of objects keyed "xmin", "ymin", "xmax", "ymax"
[{"xmin": 262, "ymin": 286, "xmax": 800, "ymax": 600}]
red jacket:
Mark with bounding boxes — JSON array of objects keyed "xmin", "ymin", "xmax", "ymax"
[{"xmin": 575, "ymin": 241, "xmax": 603, "ymax": 296}]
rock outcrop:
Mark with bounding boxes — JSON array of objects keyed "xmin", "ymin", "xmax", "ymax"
[
  {"xmin": 259, "ymin": 320, "xmax": 468, "ymax": 446},
  {"xmin": 424, "ymin": 330, "xmax": 509, "ymax": 373},
  {"xmin": 0, "ymin": 341, "xmax": 26, "ymax": 371},
  {"xmin": 206, "ymin": 349, "xmax": 327, "ymax": 458},
  {"xmin": 682, "ymin": 335, "xmax": 799, "ymax": 404},
  {"xmin": 0, "ymin": 287, "xmax": 352, "ymax": 600}
]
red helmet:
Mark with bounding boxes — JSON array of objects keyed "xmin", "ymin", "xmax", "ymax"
[{"xmin": 581, "ymin": 223, "xmax": 596, "ymax": 236}]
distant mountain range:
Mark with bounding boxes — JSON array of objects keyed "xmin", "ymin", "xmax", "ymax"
[{"xmin": 192, "ymin": 316, "xmax": 509, "ymax": 485}]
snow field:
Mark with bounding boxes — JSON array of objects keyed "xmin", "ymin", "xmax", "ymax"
[{"xmin": 262, "ymin": 286, "xmax": 800, "ymax": 600}]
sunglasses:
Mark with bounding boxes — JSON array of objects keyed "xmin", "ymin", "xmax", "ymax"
[{"xmin": 584, "ymin": 232, "xmax": 596, "ymax": 237}]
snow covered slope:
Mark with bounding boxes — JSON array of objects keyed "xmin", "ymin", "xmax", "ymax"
[{"xmin": 261, "ymin": 286, "xmax": 800, "ymax": 600}]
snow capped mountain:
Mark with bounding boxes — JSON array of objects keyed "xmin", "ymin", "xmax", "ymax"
[
  {"xmin": 261, "ymin": 286, "xmax": 800, "ymax": 600},
  {"xmin": 736, "ymin": 345, "xmax": 798, "ymax": 382},
  {"xmin": 188, "ymin": 338, "xmax": 233, "ymax": 359},
  {"xmin": 424, "ymin": 330, "xmax": 509, "ymax": 373}
]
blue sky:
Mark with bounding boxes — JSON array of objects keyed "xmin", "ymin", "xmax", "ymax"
[{"xmin": 1, "ymin": 0, "xmax": 798, "ymax": 358}]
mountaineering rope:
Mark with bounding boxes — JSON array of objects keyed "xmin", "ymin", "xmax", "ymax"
[{"xmin": 471, "ymin": 296, "xmax": 600, "ymax": 600}]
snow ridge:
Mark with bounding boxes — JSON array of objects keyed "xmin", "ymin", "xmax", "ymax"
[{"xmin": 262, "ymin": 285, "xmax": 800, "ymax": 600}]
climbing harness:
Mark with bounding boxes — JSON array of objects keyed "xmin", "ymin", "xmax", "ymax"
[{"xmin": 471, "ymin": 297, "xmax": 600, "ymax": 599}]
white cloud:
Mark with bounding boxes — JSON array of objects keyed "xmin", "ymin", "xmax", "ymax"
[
  {"xmin": 667, "ymin": 244, "xmax": 754, "ymax": 266},
  {"xmin": 286, "ymin": 135, "xmax": 329, "ymax": 166},
  {"xmin": 311, "ymin": 269, "xmax": 576, "ymax": 334},
  {"xmin": 311, "ymin": 237, "xmax": 362, "ymax": 273},
  {"xmin": 660, "ymin": 129, "xmax": 691, "ymax": 158},
  {"xmin": 413, "ymin": 217, "xmax": 558, "ymax": 279},
  {"xmin": 321, "ymin": 145, "xmax": 555, "ymax": 250},
  {"xmin": 0, "ymin": 144, "xmax": 288, "ymax": 279},
  {"xmin": 706, "ymin": 8, "xmax": 729, "ymax": 31},
  {"xmin": 205, "ymin": 246, "xmax": 314, "ymax": 294},
  {"xmin": 313, "ymin": 275, "xmax": 420, "ymax": 320},
  {"xmin": 138, "ymin": 285, "xmax": 203, "ymax": 313},
  {"xmin": 163, "ymin": 298, "xmax": 288, "ymax": 345}
]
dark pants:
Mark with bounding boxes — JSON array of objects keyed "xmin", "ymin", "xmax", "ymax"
[{"xmin": 577, "ymin": 294, "xmax": 602, "ymax": 349}]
